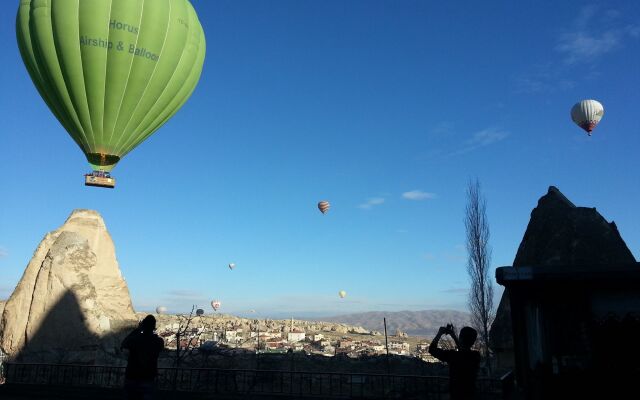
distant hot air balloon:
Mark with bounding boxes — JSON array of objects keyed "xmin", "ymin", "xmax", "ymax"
[
  {"xmin": 228, "ymin": 263, "xmax": 236, "ymax": 270},
  {"xmin": 156, "ymin": 306, "xmax": 167, "ymax": 314},
  {"xmin": 250, "ymin": 309, "xmax": 256, "ymax": 314},
  {"xmin": 571, "ymin": 100, "xmax": 604, "ymax": 136},
  {"xmin": 16, "ymin": 0, "xmax": 206, "ymax": 187},
  {"xmin": 318, "ymin": 201, "xmax": 330, "ymax": 214},
  {"xmin": 211, "ymin": 300, "xmax": 221, "ymax": 311},
  {"xmin": 339, "ymin": 290, "xmax": 347, "ymax": 299},
  {"xmin": 196, "ymin": 308, "xmax": 205, "ymax": 316}
]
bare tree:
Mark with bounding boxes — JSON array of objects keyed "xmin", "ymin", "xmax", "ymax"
[
  {"xmin": 172, "ymin": 305, "xmax": 209, "ymax": 368},
  {"xmin": 464, "ymin": 179, "xmax": 495, "ymax": 361}
]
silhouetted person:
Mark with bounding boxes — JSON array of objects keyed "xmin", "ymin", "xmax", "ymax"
[
  {"xmin": 429, "ymin": 325, "xmax": 481, "ymax": 400},
  {"xmin": 121, "ymin": 315, "xmax": 164, "ymax": 400}
]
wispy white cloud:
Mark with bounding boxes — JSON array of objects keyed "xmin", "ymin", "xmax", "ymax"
[
  {"xmin": 0, "ymin": 247, "xmax": 7, "ymax": 258},
  {"xmin": 467, "ymin": 129, "xmax": 509, "ymax": 147},
  {"xmin": 162, "ymin": 290, "xmax": 209, "ymax": 308},
  {"xmin": 556, "ymin": 30, "xmax": 622, "ymax": 64},
  {"xmin": 357, "ymin": 197, "xmax": 385, "ymax": 210},
  {"xmin": 515, "ymin": 6, "xmax": 638, "ymax": 93},
  {"xmin": 627, "ymin": 25, "xmax": 640, "ymax": 38},
  {"xmin": 402, "ymin": 190, "xmax": 437, "ymax": 201},
  {"xmin": 574, "ymin": 5, "xmax": 598, "ymax": 30},
  {"xmin": 421, "ymin": 124, "xmax": 510, "ymax": 161},
  {"xmin": 429, "ymin": 121, "xmax": 455, "ymax": 137},
  {"xmin": 443, "ymin": 243, "xmax": 467, "ymax": 264},
  {"xmin": 165, "ymin": 289, "xmax": 203, "ymax": 298},
  {"xmin": 556, "ymin": 5, "xmax": 639, "ymax": 64},
  {"xmin": 423, "ymin": 253, "xmax": 436, "ymax": 261},
  {"xmin": 448, "ymin": 128, "xmax": 509, "ymax": 156},
  {"xmin": 604, "ymin": 9, "xmax": 622, "ymax": 22},
  {"xmin": 444, "ymin": 254, "xmax": 466, "ymax": 263},
  {"xmin": 441, "ymin": 287, "xmax": 468, "ymax": 295},
  {"xmin": 513, "ymin": 63, "xmax": 576, "ymax": 94}
]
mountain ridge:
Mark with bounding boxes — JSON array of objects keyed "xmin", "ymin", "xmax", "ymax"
[{"xmin": 316, "ymin": 309, "xmax": 471, "ymax": 337}]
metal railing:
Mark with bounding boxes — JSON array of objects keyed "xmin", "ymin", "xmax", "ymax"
[{"xmin": 3, "ymin": 363, "xmax": 503, "ymax": 399}]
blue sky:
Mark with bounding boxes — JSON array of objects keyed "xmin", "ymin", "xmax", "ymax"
[{"xmin": 1, "ymin": 1, "xmax": 639, "ymax": 318}]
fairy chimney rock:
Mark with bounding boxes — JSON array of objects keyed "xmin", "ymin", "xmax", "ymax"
[
  {"xmin": 490, "ymin": 186, "xmax": 636, "ymax": 360},
  {"xmin": 0, "ymin": 209, "xmax": 136, "ymax": 359},
  {"xmin": 512, "ymin": 186, "xmax": 635, "ymax": 267}
]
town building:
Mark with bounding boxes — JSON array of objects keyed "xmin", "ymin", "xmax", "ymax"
[{"xmin": 287, "ymin": 329, "xmax": 306, "ymax": 343}]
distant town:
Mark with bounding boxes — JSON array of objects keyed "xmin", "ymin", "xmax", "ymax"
[{"xmin": 147, "ymin": 313, "xmax": 450, "ymax": 363}]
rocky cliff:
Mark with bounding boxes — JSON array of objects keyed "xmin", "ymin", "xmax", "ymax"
[{"xmin": 0, "ymin": 210, "xmax": 136, "ymax": 362}]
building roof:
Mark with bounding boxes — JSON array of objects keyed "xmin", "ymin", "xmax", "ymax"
[{"xmin": 496, "ymin": 262, "xmax": 640, "ymax": 286}]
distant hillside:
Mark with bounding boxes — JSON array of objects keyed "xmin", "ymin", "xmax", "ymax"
[{"xmin": 320, "ymin": 310, "xmax": 471, "ymax": 337}]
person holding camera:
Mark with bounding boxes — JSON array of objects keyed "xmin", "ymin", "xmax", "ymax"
[
  {"xmin": 121, "ymin": 315, "xmax": 165, "ymax": 400},
  {"xmin": 429, "ymin": 324, "xmax": 481, "ymax": 400}
]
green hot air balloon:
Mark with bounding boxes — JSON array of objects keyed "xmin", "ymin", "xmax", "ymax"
[{"xmin": 17, "ymin": 0, "xmax": 206, "ymax": 188}]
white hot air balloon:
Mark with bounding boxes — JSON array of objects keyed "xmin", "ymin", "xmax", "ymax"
[
  {"xmin": 156, "ymin": 306, "xmax": 167, "ymax": 314},
  {"xmin": 571, "ymin": 100, "xmax": 604, "ymax": 136},
  {"xmin": 211, "ymin": 300, "xmax": 221, "ymax": 311},
  {"xmin": 228, "ymin": 263, "xmax": 236, "ymax": 270},
  {"xmin": 339, "ymin": 290, "xmax": 347, "ymax": 299}
]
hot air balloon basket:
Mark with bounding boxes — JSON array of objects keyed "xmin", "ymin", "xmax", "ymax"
[{"xmin": 84, "ymin": 173, "xmax": 116, "ymax": 188}]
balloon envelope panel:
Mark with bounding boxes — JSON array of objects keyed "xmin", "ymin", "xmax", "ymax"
[
  {"xmin": 571, "ymin": 99, "xmax": 604, "ymax": 134},
  {"xmin": 17, "ymin": 0, "xmax": 206, "ymax": 171}
]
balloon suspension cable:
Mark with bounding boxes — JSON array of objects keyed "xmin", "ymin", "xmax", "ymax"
[{"xmin": 87, "ymin": 170, "xmax": 111, "ymax": 178}]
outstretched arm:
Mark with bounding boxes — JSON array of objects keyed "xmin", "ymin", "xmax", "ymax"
[
  {"xmin": 429, "ymin": 327, "xmax": 452, "ymax": 362},
  {"xmin": 448, "ymin": 325, "xmax": 460, "ymax": 349},
  {"xmin": 429, "ymin": 327, "xmax": 446, "ymax": 353}
]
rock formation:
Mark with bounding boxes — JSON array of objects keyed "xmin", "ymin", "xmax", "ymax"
[
  {"xmin": 490, "ymin": 186, "xmax": 636, "ymax": 368},
  {"xmin": 510, "ymin": 186, "xmax": 635, "ymax": 267},
  {"xmin": 0, "ymin": 209, "xmax": 137, "ymax": 362}
]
